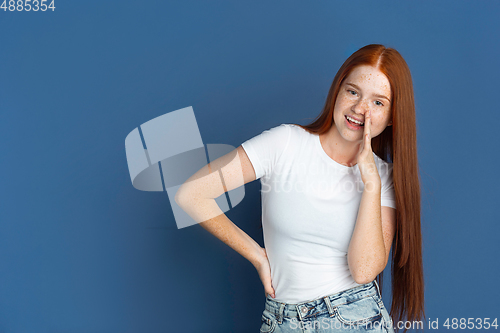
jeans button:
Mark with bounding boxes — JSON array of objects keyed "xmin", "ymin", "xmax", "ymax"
[{"xmin": 301, "ymin": 307, "xmax": 308, "ymax": 313}]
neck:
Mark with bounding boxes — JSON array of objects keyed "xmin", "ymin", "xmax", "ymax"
[{"xmin": 320, "ymin": 125, "xmax": 361, "ymax": 167}]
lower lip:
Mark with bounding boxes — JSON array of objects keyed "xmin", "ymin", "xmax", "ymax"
[{"xmin": 345, "ymin": 115, "xmax": 364, "ymax": 130}]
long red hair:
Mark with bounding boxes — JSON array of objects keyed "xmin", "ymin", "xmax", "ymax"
[{"xmin": 293, "ymin": 44, "xmax": 424, "ymax": 331}]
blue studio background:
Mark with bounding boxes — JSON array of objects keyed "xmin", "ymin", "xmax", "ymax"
[{"xmin": 1, "ymin": 1, "xmax": 499, "ymax": 332}]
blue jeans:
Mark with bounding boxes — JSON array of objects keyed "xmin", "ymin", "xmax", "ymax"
[{"xmin": 259, "ymin": 280, "xmax": 395, "ymax": 333}]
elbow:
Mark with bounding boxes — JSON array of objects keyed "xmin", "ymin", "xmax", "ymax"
[
  {"xmin": 174, "ymin": 184, "xmax": 205, "ymax": 209},
  {"xmin": 351, "ymin": 272, "xmax": 377, "ymax": 285},
  {"xmin": 350, "ymin": 260, "xmax": 387, "ymax": 285},
  {"xmin": 174, "ymin": 186, "xmax": 188, "ymax": 207}
]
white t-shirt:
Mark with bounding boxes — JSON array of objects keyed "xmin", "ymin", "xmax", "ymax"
[{"xmin": 241, "ymin": 123, "xmax": 396, "ymax": 304}]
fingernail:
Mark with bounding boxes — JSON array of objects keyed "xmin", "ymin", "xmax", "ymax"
[{"xmin": 272, "ymin": 294, "xmax": 275, "ymax": 298}]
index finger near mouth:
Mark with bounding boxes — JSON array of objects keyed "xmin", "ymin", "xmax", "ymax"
[{"xmin": 364, "ymin": 111, "xmax": 371, "ymax": 136}]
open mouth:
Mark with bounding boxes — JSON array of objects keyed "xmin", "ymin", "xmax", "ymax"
[{"xmin": 345, "ymin": 115, "xmax": 364, "ymax": 128}]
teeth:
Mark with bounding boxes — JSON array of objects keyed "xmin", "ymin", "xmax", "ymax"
[{"xmin": 347, "ymin": 116, "xmax": 364, "ymax": 126}]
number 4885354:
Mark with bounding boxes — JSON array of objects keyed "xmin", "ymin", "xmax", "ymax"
[
  {"xmin": 443, "ymin": 318, "xmax": 498, "ymax": 330},
  {"xmin": 1, "ymin": 0, "xmax": 56, "ymax": 11}
]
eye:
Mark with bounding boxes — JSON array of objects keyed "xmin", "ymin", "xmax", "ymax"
[
  {"xmin": 375, "ymin": 100, "xmax": 384, "ymax": 106},
  {"xmin": 347, "ymin": 89, "xmax": 357, "ymax": 96}
]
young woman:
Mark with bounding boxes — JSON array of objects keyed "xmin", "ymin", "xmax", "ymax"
[{"xmin": 176, "ymin": 44, "xmax": 424, "ymax": 332}]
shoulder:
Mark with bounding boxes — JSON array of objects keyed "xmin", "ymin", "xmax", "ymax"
[
  {"xmin": 264, "ymin": 123, "xmax": 290, "ymax": 134},
  {"xmin": 283, "ymin": 123, "xmax": 313, "ymax": 138},
  {"xmin": 248, "ymin": 123, "xmax": 311, "ymax": 146},
  {"xmin": 265, "ymin": 123, "xmax": 292, "ymax": 142},
  {"xmin": 243, "ymin": 123, "xmax": 291, "ymax": 142},
  {"xmin": 263, "ymin": 123, "xmax": 307, "ymax": 140}
]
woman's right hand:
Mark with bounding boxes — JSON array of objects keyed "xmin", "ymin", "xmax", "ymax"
[{"xmin": 255, "ymin": 247, "xmax": 275, "ymax": 298}]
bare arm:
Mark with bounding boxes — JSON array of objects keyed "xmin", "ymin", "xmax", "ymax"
[
  {"xmin": 174, "ymin": 145, "xmax": 266, "ymax": 267},
  {"xmin": 348, "ymin": 109, "xmax": 397, "ymax": 284},
  {"xmin": 347, "ymin": 180, "xmax": 396, "ymax": 284}
]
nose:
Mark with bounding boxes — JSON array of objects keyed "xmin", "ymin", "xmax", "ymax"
[{"xmin": 351, "ymin": 99, "xmax": 370, "ymax": 116}]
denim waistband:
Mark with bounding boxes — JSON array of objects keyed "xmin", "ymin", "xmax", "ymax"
[{"xmin": 264, "ymin": 280, "xmax": 382, "ymax": 322}]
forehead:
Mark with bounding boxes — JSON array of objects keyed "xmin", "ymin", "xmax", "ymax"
[{"xmin": 344, "ymin": 65, "xmax": 391, "ymax": 95}]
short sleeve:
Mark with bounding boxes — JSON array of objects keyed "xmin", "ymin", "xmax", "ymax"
[
  {"xmin": 380, "ymin": 162, "xmax": 397, "ymax": 209},
  {"xmin": 240, "ymin": 124, "xmax": 291, "ymax": 180}
]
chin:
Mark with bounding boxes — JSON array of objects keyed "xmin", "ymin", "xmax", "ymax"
[{"xmin": 341, "ymin": 133, "xmax": 363, "ymax": 142}]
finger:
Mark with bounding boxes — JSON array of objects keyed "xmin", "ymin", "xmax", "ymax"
[
  {"xmin": 364, "ymin": 110, "xmax": 371, "ymax": 137},
  {"xmin": 364, "ymin": 110, "xmax": 372, "ymax": 149},
  {"xmin": 263, "ymin": 276, "xmax": 274, "ymax": 295},
  {"xmin": 266, "ymin": 283, "xmax": 275, "ymax": 298},
  {"xmin": 358, "ymin": 138, "xmax": 364, "ymax": 156}
]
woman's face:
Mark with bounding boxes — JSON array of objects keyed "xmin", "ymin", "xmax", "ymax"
[{"xmin": 333, "ymin": 65, "xmax": 393, "ymax": 142}]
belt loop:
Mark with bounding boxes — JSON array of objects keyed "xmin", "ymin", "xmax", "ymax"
[
  {"xmin": 323, "ymin": 296, "xmax": 335, "ymax": 317},
  {"xmin": 373, "ymin": 279, "xmax": 382, "ymax": 298},
  {"xmin": 296, "ymin": 303, "xmax": 305, "ymax": 321},
  {"xmin": 276, "ymin": 302, "xmax": 285, "ymax": 324}
]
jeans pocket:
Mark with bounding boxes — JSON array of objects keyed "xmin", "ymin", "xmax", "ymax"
[
  {"xmin": 335, "ymin": 295, "xmax": 382, "ymax": 326},
  {"xmin": 260, "ymin": 310, "xmax": 277, "ymax": 333}
]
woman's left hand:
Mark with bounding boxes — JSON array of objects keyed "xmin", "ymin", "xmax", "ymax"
[{"xmin": 356, "ymin": 110, "xmax": 381, "ymax": 187}]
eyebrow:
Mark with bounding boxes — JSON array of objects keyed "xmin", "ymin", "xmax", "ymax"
[{"xmin": 345, "ymin": 82, "xmax": 391, "ymax": 103}]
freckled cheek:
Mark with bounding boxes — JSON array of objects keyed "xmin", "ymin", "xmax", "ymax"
[
  {"xmin": 334, "ymin": 96, "xmax": 355, "ymax": 116},
  {"xmin": 369, "ymin": 114, "xmax": 383, "ymax": 130},
  {"xmin": 371, "ymin": 113, "xmax": 382, "ymax": 122},
  {"xmin": 370, "ymin": 113, "xmax": 391, "ymax": 134},
  {"xmin": 338, "ymin": 93, "xmax": 355, "ymax": 105}
]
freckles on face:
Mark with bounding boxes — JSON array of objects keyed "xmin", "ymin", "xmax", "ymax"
[
  {"xmin": 333, "ymin": 65, "xmax": 392, "ymax": 135},
  {"xmin": 336, "ymin": 92, "xmax": 351, "ymax": 106}
]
